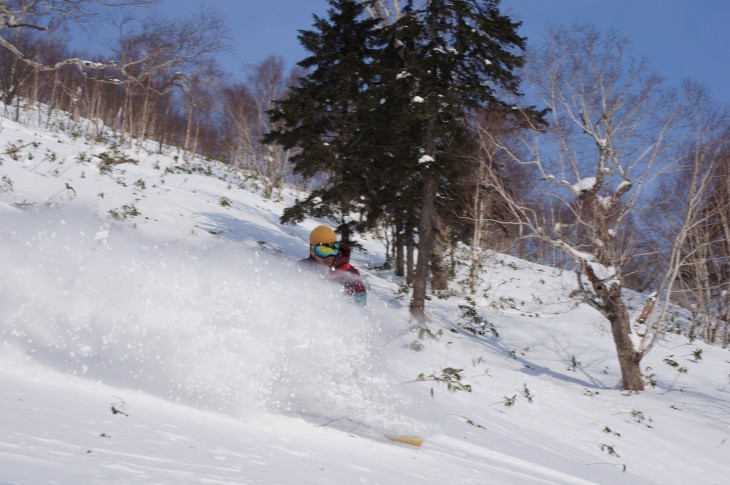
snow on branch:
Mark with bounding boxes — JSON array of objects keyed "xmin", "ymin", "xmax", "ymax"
[
  {"xmin": 570, "ymin": 177, "xmax": 597, "ymax": 195},
  {"xmin": 550, "ymin": 239, "xmax": 594, "ymax": 263},
  {"xmin": 0, "ymin": 37, "xmax": 125, "ymax": 82}
]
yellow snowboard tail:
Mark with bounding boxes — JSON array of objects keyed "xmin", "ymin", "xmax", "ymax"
[{"xmin": 383, "ymin": 435, "xmax": 424, "ymax": 447}]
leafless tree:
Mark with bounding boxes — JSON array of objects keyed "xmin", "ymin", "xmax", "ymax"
[
  {"xmin": 487, "ymin": 26, "xmax": 688, "ymax": 390},
  {"xmin": 0, "ymin": 0, "xmax": 155, "ymax": 74},
  {"xmin": 222, "ymin": 56, "xmax": 301, "ymax": 198},
  {"xmin": 1, "ymin": 1, "xmax": 228, "ymax": 149},
  {"xmin": 179, "ymin": 65, "xmax": 220, "ymax": 156},
  {"xmin": 110, "ymin": 8, "xmax": 228, "ymax": 144},
  {"xmin": 649, "ymin": 82, "xmax": 730, "ymax": 347},
  {"xmin": 452, "ymin": 111, "xmax": 527, "ymax": 294}
]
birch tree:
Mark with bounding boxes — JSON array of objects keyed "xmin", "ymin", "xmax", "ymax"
[
  {"xmin": 649, "ymin": 82, "xmax": 730, "ymax": 347},
  {"xmin": 453, "ymin": 111, "xmax": 527, "ymax": 295},
  {"xmin": 223, "ymin": 56, "xmax": 296, "ymax": 198},
  {"xmin": 488, "ymin": 26, "xmax": 686, "ymax": 390},
  {"xmin": 0, "ymin": 0, "xmax": 155, "ymax": 74},
  {"xmin": 114, "ymin": 8, "xmax": 228, "ymax": 142}
]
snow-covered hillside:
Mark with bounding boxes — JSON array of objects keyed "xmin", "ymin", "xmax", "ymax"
[{"xmin": 1, "ymin": 107, "xmax": 729, "ymax": 484}]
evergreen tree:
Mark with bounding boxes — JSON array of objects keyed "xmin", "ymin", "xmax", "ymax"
[
  {"xmin": 263, "ymin": 0, "xmax": 380, "ymax": 241},
  {"xmin": 265, "ymin": 0, "xmax": 538, "ymax": 320},
  {"xmin": 374, "ymin": 0, "xmax": 533, "ymax": 320}
]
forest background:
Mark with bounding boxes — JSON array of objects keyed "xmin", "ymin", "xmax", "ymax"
[{"xmin": 1, "ymin": 0, "xmax": 728, "ymax": 392}]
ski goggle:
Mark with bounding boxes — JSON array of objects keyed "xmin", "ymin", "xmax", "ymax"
[{"xmin": 311, "ymin": 242, "xmax": 340, "ymax": 258}]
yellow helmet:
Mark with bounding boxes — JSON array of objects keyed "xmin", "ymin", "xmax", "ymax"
[
  {"xmin": 309, "ymin": 225, "xmax": 337, "ymax": 256},
  {"xmin": 309, "ymin": 225, "xmax": 337, "ymax": 245}
]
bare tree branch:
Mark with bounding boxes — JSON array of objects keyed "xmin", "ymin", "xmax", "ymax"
[{"xmin": 0, "ymin": 0, "xmax": 156, "ymax": 79}]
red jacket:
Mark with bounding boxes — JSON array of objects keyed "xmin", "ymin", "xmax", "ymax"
[{"xmin": 299, "ymin": 243, "xmax": 367, "ymax": 306}]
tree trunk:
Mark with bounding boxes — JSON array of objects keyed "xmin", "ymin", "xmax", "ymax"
[
  {"xmin": 468, "ymin": 179, "xmax": 483, "ymax": 295},
  {"xmin": 406, "ymin": 224, "xmax": 415, "ymax": 285},
  {"xmin": 46, "ymin": 70, "xmax": 59, "ymax": 129},
  {"xmin": 122, "ymin": 89, "xmax": 133, "ymax": 139},
  {"xmin": 192, "ymin": 121, "xmax": 200, "ymax": 155},
  {"xmin": 184, "ymin": 103, "xmax": 194, "ymax": 152},
  {"xmin": 140, "ymin": 81, "xmax": 151, "ymax": 141},
  {"xmin": 431, "ymin": 214, "xmax": 448, "ymax": 291},
  {"xmin": 410, "ymin": 177, "xmax": 436, "ymax": 321},
  {"xmin": 584, "ymin": 262, "xmax": 644, "ymax": 390},
  {"xmin": 395, "ymin": 223, "xmax": 404, "ymax": 277},
  {"xmin": 606, "ymin": 288, "xmax": 644, "ymax": 390}
]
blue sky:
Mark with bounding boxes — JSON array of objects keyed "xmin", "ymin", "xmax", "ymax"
[{"xmin": 85, "ymin": 0, "xmax": 730, "ymax": 105}]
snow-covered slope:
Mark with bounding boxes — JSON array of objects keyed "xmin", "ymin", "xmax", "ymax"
[{"xmin": 1, "ymin": 107, "xmax": 729, "ymax": 484}]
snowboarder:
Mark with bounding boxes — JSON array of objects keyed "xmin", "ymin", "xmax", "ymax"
[{"xmin": 299, "ymin": 225, "xmax": 367, "ymax": 307}]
